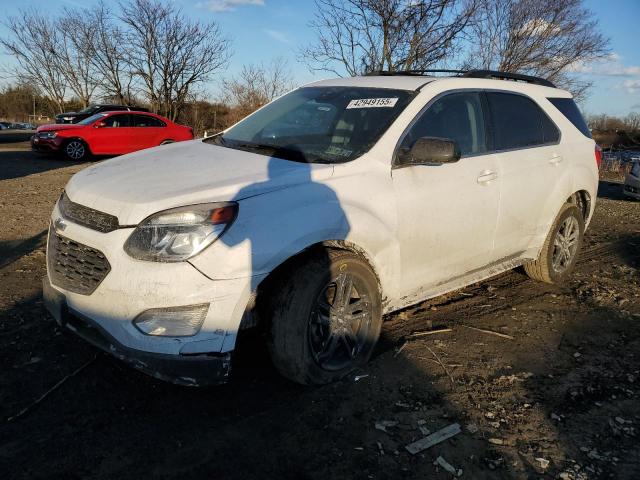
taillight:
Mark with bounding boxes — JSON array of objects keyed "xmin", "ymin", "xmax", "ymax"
[{"xmin": 595, "ymin": 144, "xmax": 602, "ymax": 168}]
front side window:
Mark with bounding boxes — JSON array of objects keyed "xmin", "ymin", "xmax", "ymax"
[
  {"xmin": 400, "ymin": 91, "xmax": 487, "ymax": 157},
  {"xmin": 205, "ymin": 86, "xmax": 414, "ymax": 163},
  {"xmin": 487, "ymin": 92, "xmax": 560, "ymax": 150},
  {"xmin": 103, "ymin": 114, "xmax": 130, "ymax": 128}
]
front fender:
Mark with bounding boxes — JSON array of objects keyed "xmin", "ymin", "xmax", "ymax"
[{"xmin": 189, "ymin": 184, "xmax": 400, "ymax": 300}]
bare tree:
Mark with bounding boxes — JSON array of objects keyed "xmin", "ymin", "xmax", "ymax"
[
  {"xmin": 66, "ymin": 5, "xmax": 135, "ymax": 105},
  {"xmin": 56, "ymin": 11, "xmax": 101, "ymax": 108},
  {"xmin": 0, "ymin": 82, "xmax": 49, "ymax": 122},
  {"xmin": 302, "ymin": 0, "xmax": 476, "ymax": 76},
  {"xmin": 464, "ymin": 0, "xmax": 610, "ymax": 99},
  {"xmin": 222, "ymin": 58, "xmax": 295, "ymax": 123},
  {"xmin": 625, "ymin": 112, "xmax": 640, "ymax": 131},
  {"xmin": 119, "ymin": 0, "xmax": 232, "ymax": 120},
  {"xmin": 1, "ymin": 10, "xmax": 67, "ymax": 112},
  {"xmin": 587, "ymin": 114, "xmax": 627, "ymax": 132}
]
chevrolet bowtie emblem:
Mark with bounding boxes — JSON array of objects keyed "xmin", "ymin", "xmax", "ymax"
[{"xmin": 54, "ymin": 217, "xmax": 67, "ymax": 232}]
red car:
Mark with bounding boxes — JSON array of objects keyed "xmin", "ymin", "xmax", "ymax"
[{"xmin": 32, "ymin": 111, "xmax": 194, "ymax": 160}]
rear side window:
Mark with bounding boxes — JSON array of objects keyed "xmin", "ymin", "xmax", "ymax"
[
  {"xmin": 487, "ymin": 92, "xmax": 560, "ymax": 150},
  {"xmin": 132, "ymin": 115, "xmax": 166, "ymax": 127},
  {"xmin": 547, "ymin": 98, "xmax": 592, "ymax": 138}
]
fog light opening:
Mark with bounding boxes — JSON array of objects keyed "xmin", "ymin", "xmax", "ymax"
[{"xmin": 133, "ymin": 304, "xmax": 209, "ymax": 337}]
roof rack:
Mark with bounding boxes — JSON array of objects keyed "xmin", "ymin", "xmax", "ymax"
[
  {"xmin": 463, "ymin": 70, "xmax": 555, "ymax": 88},
  {"xmin": 367, "ymin": 69, "xmax": 467, "ymax": 76},
  {"xmin": 366, "ymin": 69, "xmax": 555, "ymax": 88}
]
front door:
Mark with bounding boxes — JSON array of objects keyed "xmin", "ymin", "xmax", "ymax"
[
  {"xmin": 90, "ymin": 113, "xmax": 133, "ymax": 154},
  {"xmin": 393, "ymin": 91, "xmax": 500, "ymax": 295}
]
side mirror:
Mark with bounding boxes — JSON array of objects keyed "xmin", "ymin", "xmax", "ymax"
[
  {"xmin": 396, "ymin": 136, "xmax": 461, "ymax": 167},
  {"xmin": 94, "ymin": 121, "xmax": 106, "ymax": 128}
]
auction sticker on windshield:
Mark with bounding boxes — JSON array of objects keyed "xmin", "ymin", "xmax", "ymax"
[{"xmin": 346, "ymin": 98, "xmax": 399, "ymax": 109}]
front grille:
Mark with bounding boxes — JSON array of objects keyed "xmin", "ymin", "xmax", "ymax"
[
  {"xmin": 59, "ymin": 192, "xmax": 120, "ymax": 233},
  {"xmin": 47, "ymin": 227, "xmax": 111, "ymax": 295}
]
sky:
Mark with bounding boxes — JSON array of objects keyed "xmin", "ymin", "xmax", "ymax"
[{"xmin": 0, "ymin": 0, "xmax": 639, "ymax": 117}]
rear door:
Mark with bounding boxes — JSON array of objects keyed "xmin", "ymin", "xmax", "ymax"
[
  {"xmin": 486, "ymin": 91, "xmax": 565, "ymax": 260},
  {"xmin": 392, "ymin": 91, "xmax": 500, "ymax": 294},
  {"xmin": 90, "ymin": 113, "xmax": 134, "ymax": 154},
  {"xmin": 130, "ymin": 114, "xmax": 167, "ymax": 150}
]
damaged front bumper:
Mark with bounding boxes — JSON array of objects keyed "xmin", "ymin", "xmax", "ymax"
[{"xmin": 43, "ymin": 277, "xmax": 231, "ymax": 386}]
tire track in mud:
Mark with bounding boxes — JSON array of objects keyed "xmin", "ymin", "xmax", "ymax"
[
  {"xmin": 136, "ymin": 237, "xmax": 633, "ymax": 476},
  {"xmin": 232, "ymin": 236, "xmax": 628, "ymax": 404},
  {"xmin": 376, "ymin": 237, "xmax": 630, "ymax": 349}
]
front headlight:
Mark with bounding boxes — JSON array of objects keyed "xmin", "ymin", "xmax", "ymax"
[
  {"xmin": 124, "ymin": 202, "xmax": 238, "ymax": 262},
  {"xmin": 40, "ymin": 131, "xmax": 57, "ymax": 139}
]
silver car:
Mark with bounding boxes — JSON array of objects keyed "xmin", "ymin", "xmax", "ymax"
[{"xmin": 624, "ymin": 160, "xmax": 640, "ymax": 200}]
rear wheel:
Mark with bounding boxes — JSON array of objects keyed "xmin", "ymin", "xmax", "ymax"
[
  {"xmin": 268, "ymin": 250, "xmax": 382, "ymax": 385},
  {"xmin": 524, "ymin": 203, "xmax": 584, "ymax": 284},
  {"xmin": 63, "ymin": 139, "xmax": 88, "ymax": 161}
]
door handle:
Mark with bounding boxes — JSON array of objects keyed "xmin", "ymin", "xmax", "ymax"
[
  {"xmin": 477, "ymin": 170, "xmax": 498, "ymax": 184},
  {"xmin": 549, "ymin": 154, "xmax": 563, "ymax": 165}
]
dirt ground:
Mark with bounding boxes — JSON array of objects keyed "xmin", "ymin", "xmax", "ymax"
[{"xmin": 1, "ymin": 141, "xmax": 639, "ymax": 480}]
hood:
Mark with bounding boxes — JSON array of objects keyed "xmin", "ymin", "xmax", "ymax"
[
  {"xmin": 65, "ymin": 139, "xmax": 334, "ymax": 225},
  {"xmin": 56, "ymin": 111, "xmax": 80, "ymax": 117},
  {"xmin": 37, "ymin": 124, "xmax": 85, "ymax": 132}
]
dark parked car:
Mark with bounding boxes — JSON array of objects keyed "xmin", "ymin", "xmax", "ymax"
[{"xmin": 55, "ymin": 104, "xmax": 150, "ymax": 124}]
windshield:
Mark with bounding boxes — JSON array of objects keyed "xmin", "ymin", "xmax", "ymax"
[
  {"xmin": 78, "ymin": 105, "xmax": 99, "ymax": 115},
  {"xmin": 205, "ymin": 87, "xmax": 414, "ymax": 163},
  {"xmin": 77, "ymin": 113, "xmax": 108, "ymax": 125}
]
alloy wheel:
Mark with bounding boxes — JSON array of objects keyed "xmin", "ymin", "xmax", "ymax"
[
  {"xmin": 308, "ymin": 272, "xmax": 373, "ymax": 371},
  {"xmin": 552, "ymin": 216, "xmax": 579, "ymax": 273},
  {"xmin": 66, "ymin": 141, "xmax": 85, "ymax": 160}
]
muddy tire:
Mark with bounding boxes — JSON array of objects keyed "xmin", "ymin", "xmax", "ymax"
[
  {"xmin": 267, "ymin": 249, "xmax": 382, "ymax": 385},
  {"xmin": 524, "ymin": 203, "xmax": 584, "ymax": 284},
  {"xmin": 63, "ymin": 139, "xmax": 89, "ymax": 161}
]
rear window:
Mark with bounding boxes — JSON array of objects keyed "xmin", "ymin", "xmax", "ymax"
[
  {"xmin": 487, "ymin": 92, "xmax": 560, "ymax": 150},
  {"xmin": 547, "ymin": 98, "xmax": 592, "ymax": 138}
]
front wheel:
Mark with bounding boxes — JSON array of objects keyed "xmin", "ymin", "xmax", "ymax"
[
  {"xmin": 268, "ymin": 250, "xmax": 382, "ymax": 385},
  {"xmin": 63, "ymin": 139, "xmax": 88, "ymax": 161},
  {"xmin": 524, "ymin": 203, "xmax": 584, "ymax": 284}
]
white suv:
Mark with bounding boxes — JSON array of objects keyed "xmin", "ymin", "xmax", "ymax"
[{"xmin": 43, "ymin": 70, "xmax": 599, "ymax": 386}]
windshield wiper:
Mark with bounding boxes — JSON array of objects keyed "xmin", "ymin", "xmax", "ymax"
[
  {"xmin": 208, "ymin": 137, "xmax": 308, "ymax": 161},
  {"xmin": 205, "ymin": 135, "xmax": 335, "ymax": 164}
]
